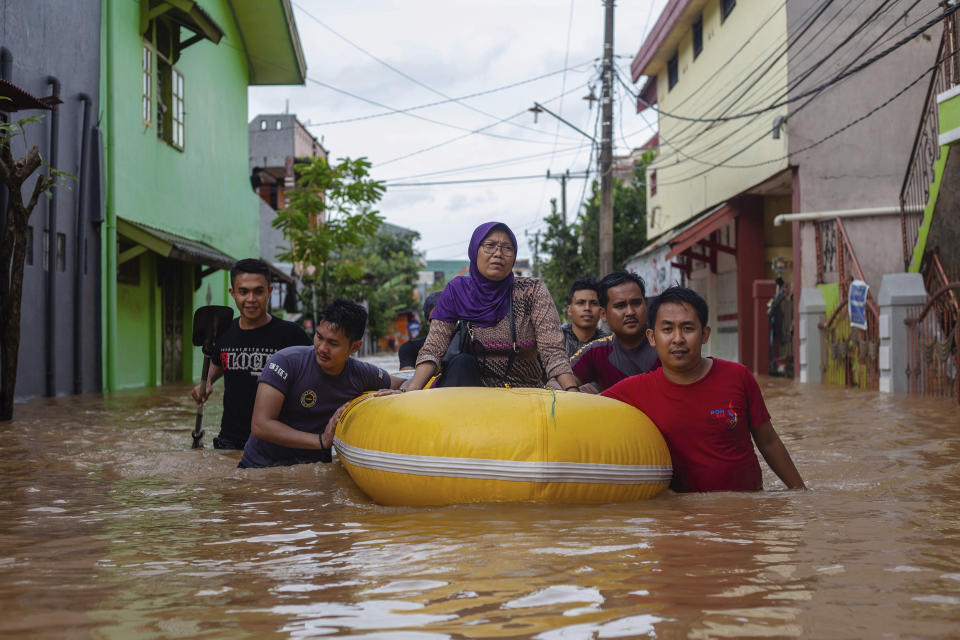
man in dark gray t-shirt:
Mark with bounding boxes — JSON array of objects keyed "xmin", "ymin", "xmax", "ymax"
[{"xmin": 240, "ymin": 299, "xmax": 402, "ymax": 468}]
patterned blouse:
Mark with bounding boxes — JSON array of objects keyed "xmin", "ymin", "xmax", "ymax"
[{"xmin": 416, "ymin": 277, "xmax": 573, "ymax": 387}]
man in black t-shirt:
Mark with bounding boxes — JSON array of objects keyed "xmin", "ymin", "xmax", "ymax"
[{"xmin": 191, "ymin": 259, "xmax": 311, "ymax": 449}]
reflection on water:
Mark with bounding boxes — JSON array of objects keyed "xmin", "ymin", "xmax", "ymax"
[{"xmin": 1, "ymin": 379, "xmax": 959, "ymax": 638}]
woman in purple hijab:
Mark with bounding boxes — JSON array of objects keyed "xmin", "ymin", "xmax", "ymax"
[{"xmin": 405, "ymin": 222, "xmax": 579, "ymax": 390}]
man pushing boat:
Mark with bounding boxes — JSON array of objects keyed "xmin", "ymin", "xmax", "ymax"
[
  {"xmin": 602, "ymin": 286, "xmax": 806, "ymax": 493},
  {"xmin": 239, "ymin": 299, "xmax": 404, "ymax": 468}
]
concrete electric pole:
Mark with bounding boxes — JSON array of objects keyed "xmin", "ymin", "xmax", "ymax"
[
  {"xmin": 547, "ymin": 169, "xmax": 570, "ymax": 225},
  {"xmin": 599, "ymin": 0, "xmax": 615, "ymax": 276}
]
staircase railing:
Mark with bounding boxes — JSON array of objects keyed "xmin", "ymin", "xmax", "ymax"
[
  {"xmin": 905, "ymin": 278, "xmax": 960, "ymax": 404},
  {"xmin": 816, "ymin": 218, "xmax": 880, "ymax": 389},
  {"xmin": 900, "ymin": 8, "xmax": 959, "ymax": 269}
]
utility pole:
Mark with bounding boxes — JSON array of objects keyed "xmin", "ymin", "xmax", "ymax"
[
  {"xmin": 547, "ymin": 169, "xmax": 570, "ymax": 224},
  {"xmin": 599, "ymin": 0, "xmax": 615, "ymax": 276},
  {"xmin": 533, "ymin": 230, "xmax": 540, "ymax": 277}
]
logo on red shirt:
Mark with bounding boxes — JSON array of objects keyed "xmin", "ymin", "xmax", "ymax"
[{"xmin": 709, "ymin": 401, "xmax": 739, "ymax": 430}]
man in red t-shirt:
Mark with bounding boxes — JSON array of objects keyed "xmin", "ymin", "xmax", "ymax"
[{"xmin": 602, "ymin": 286, "xmax": 805, "ymax": 493}]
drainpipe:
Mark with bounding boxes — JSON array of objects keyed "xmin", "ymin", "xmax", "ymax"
[
  {"xmin": 0, "ymin": 48, "xmax": 11, "ymax": 236},
  {"xmin": 45, "ymin": 76, "xmax": 61, "ymax": 397},
  {"xmin": 100, "ymin": 0, "xmax": 118, "ymax": 392},
  {"xmin": 772, "ymin": 205, "xmax": 917, "ymax": 227},
  {"xmin": 74, "ymin": 93, "xmax": 91, "ymax": 394}
]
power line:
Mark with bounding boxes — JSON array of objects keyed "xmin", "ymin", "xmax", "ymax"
[
  {"xmin": 373, "ymin": 81, "xmax": 591, "ymax": 168},
  {"xmin": 385, "ymin": 172, "xmax": 590, "ymax": 188},
  {"xmin": 655, "ymin": 46, "xmax": 955, "ymax": 187},
  {"xmin": 630, "ymin": 1, "xmax": 951, "ymax": 125},
  {"xmin": 302, "ymin": 61, "xmax": 595, "ymax": 128},
  {"xmin": 303, "ymin": 75, "xmax": 581, "ymax": 146},
  {"xmin": 624, "ymin": 0, "xmax": 852, "ymax": 165},
  {"xmin": 639, "ymin": 0, "xmax": 942, "ymax": 172},
  {"xmin": 380, "ymin": 142, "xmax": 589, "ymax": 183},
  {"xmin": 291, "ymin": 1, "xmax": 579, "ymax": 141}
]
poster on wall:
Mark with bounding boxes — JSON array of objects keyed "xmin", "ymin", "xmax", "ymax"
[
  {"xmin": 625, "ymin": 245, "xmax": 684, "ymax": 297},
  {"xmin": 848, "ymin": 280, "xmax": 869, "ymax": 330}
]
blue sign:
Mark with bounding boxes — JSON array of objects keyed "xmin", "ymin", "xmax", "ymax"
[
  {"xmin": 408, "ymin": 320, "xmax": 421, "ymax": 337},
  {"xmin": 848, "ymin": 280, "xmax": 869, "ymax": 330}
]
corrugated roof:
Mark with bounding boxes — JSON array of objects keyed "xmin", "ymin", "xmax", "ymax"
[{"xmin": 0, "ymin": 78, "xmax": 60, "ymax": 113}]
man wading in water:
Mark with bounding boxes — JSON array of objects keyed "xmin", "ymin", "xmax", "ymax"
[
  {"xmin": 602, "ymin": 286, "xmax": 806, "ymax": 493},
  {"xmin": 570, "ymin": 270, "xmax": 659, "ymax": 392},
  {"xmin": 191, "ymin": 259, "xmax": 311, "ymax": 449},
  {"xmin": 560, "ymin": 277, "xmax": 608, "ymax": 357},
  {"xmin": 240, "ymin": 299, "xmax": 405, "ymax": 468}
]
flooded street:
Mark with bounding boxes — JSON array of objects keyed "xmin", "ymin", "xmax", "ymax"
[{"xmin": 2, "ymin": 369, "xmax": 959, "ymax": 639}]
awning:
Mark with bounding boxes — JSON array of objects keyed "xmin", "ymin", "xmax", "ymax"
[
  {"xmin": 261, "ymin": 258, "xmax": 296, "ymax": 285},
  {"xmin": 117, "ymin": 217, "xmax": 237, "ymax": 270},
  {"xmin": 665, "ymin": 202, "xmax": 738, "ymax": 261},
  {"xmin": 140, "ymin": 0, "xmax": 225, "ymax": 52},
  {"xmin": 0, "ymin": 78, "xmax": 61, "ymax": 113},
  {"xmin": 636, "ymin": 77, "xmax": 657, "ymax": 114}
]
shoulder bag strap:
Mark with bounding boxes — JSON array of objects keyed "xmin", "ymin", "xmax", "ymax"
[{"xmin": 502, "ymin": 284, "xmax": 518, "ymax": 384}]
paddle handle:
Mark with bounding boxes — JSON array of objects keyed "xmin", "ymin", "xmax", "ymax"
[{"xmin": 192, "ymin": 355, "xmax": 211, "ymax": 449}]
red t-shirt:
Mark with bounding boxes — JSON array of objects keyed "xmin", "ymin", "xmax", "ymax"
[{"xmin": 602, "ymin": 358, "xmax": 769, "ymax": 493}]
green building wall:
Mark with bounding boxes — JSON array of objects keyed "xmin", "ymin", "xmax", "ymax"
[{"xmin": 101, "ymin": 0, "xmax": 259, "ymax": 390}]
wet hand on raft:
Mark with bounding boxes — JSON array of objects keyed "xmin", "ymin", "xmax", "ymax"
[{"xmin": 320, "ymin": 389, "xmax": 403, "ymax": 449}]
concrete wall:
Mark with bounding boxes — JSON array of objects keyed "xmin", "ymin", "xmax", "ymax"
[
  {"xmin": 259, "ymin": 198, "xmax": 290, "ymax": 264},
  {"xmin": 643, "ymin": 0, "xmax": 789, "ymax": 237},
  {"xmin": 787, "ymin": 0, "xmax": 941, "ymax": 295},
  {"xmin": 249, "ymin": 114, "xmax": 295, "ymax": 171},
  {"xmin": 799, "ymin": 215, "xmax": 906, "ymax": 297},
  {"xmin": 249, "ymin": 113, "xmax": 324, "ymax": 171},
  {"xmin": 928, "ymin": 147, "xmax": 960, "ymax": 276},
  {"xmin": 1, "ymin": 0, "xmax": 103, "ymax": 399},
  {"xmin": 786, "ymin": 0, "xmax": 940, "ymax": 214}
]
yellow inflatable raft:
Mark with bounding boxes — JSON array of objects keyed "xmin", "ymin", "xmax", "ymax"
[{"xmin": 332, "ymin": 387, "xmax": 672, "ymax": 506}]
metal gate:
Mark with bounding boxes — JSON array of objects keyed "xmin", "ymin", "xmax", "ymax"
[
  {"xmin": 816, "ymin": 218, "xmax": 880, "ymax": 390},
  {"xmin": 905, "ymin": 282, "xmax": 959, "ymax": 404}
]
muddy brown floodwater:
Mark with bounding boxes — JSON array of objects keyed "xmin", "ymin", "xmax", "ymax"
[{"xmin": 1, "ymin": 377, "xmax": 959, "ymax": 639}]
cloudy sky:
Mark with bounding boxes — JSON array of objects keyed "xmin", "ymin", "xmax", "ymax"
[{"xmin": 248, "ymin": 1, "xmax": 669, "ymax": 262}]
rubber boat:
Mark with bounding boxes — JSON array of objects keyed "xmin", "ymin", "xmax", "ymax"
[{"xmin": 332, "ymin": 387, "xmax": 672, "ymax": 506}]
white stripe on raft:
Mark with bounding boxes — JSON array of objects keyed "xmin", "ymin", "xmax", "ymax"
[{"xmin": 333, "ymin": 438, "xmax": 673, "ymax": 485}]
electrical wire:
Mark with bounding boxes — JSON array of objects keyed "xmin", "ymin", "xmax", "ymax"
[
  {"xmin": 302, "ymin": 61, "xmax": 595, "ymax": 127},
  {"xmin": 631, "ymin": 1, "xmax": 951, "ymax": 125},
  {"xmin": 379, "ymin": 142, "xmax": 589, "ymax": 183},
  {"xmin": 373, "ymin": 81, "xmax": 591, "ymax": 168},
  {"xmin": 654, "ymin": 46, "xmax": 955, "ymax": 187},
  {"xmin": 291, "ymin": 1, "xmax": 581, "ymax": 141},
  {"xmin": 637, "ymin": 0, "xmax": 942, "ymax": 172},
  {"xmin": 384, "ymin": 173, "xmax": 587, "ymax": 188}
]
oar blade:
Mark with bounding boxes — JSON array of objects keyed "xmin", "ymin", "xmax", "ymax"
[{"xmin": 192, "ymin": 305, "xmax": 234, "ymax": 348}]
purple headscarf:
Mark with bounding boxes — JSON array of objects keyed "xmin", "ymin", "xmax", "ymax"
[{"xmin": 431, "ymin": 221, "xmax": 517, "ymax": 327}]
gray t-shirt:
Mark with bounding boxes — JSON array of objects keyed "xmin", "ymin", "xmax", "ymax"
[{"xmin": 239, "ymin": 346, "xmax": 391, "ymax": 468}]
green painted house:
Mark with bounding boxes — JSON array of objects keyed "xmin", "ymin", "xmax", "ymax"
[{"xmin": 100, "ymin": 0, "xmax": 305, "ymax": 390}]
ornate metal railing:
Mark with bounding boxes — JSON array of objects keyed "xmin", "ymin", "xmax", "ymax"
[
  {"xmin": 817, "ymin": 218, "xmax": 880, "ymax": 389},
  {"xmin": 900, "ymin": 8, "xmax": 959, "ymax": 269},
  {"xmin": 923, "ymin": 248, "xmax": 960, "ymax": 317},
  {"xmin": 905, "ymin": 281, "xmax": 960, "ymax": 404}
]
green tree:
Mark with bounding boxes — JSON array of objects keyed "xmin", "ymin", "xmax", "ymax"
[
  {"xmin": 339, "ymin": 226, "xmax": 422, "ymax": 341},
  {"xmin": 272, "ymin": 156, "xmax": 385, "ymax": 313},
  {"xmin": 536, "ymin": 151, "xmax": 653, "ymax": 313},
  {"xmin": 579, "ymin": 152, "xmax": 653, "ymax": 273},
  {"xmin": 0, "ymin": 113, "xmax": 70, "ymax": 420}
]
